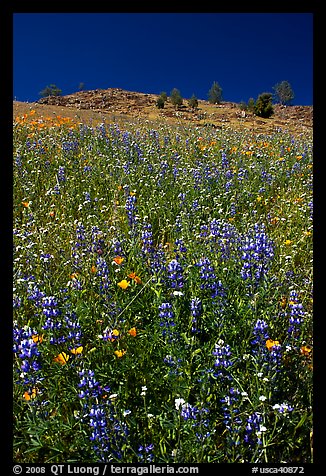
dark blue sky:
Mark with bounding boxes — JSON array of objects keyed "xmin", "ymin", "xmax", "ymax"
[{"xmin": 13, "ymin": 13, "xmax": 313, "ymax": 105}]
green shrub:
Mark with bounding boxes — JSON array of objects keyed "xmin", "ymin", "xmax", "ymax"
[
  {"xmin": 170, "ymin": 88, "xmax": 183, "ymax": 108},
  {"xmin": 156, "ymin": 96, "xmax": 165, "ymax": 109},
  {"xmin": 208, "ymin": 81, "xmax": 223, "ymax": 104},
  {"xmin": 39, "ymin": 84, "xmax": 62, "ymax": 98},
  {"xmin": 254, "ymin": 92, "xmax": 274, "ymax": 118},
  {"xmin": 188, "ymin": 94, "xmax": 198, "ymax": 110}
]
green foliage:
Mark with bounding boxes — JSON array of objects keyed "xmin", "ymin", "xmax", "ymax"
[
  {"xmin": 208, "ymin": 81, "xmax": 223, "ymax": 104},
  {"xmin": 254, "ymin": 92, "xmax": 274, "ymax": 118},
  {"xmin": 156, "ymin": 92, "xmax": 168, "ymax": 109},
  {"xmin": 273, "ymin": 80, "xmax": 295, "ymax": 105},
  {"xmin": 247, "ymin": 97, "xmax": 256, "ymax": 113},
  {"xmin": 170, "ymin": 88, "xmax": 183, "ymax": 108},
  {"xmin": 239, "ymin": 101, "xmax": 248, "ymax": 111},
  {"xmin": 188, "ymin": 94, "xmax": 199, "ymax": 110},
  {"xmin": 39, "ymin": 84, "xmax": 62, "ymax": 98},
  {"xmin": 159, "ymin": 91, "xmax": 168, "ymax": 102},
  {"xmin": 156, "ymin": 96, "xmax": 165, "ymax": 109},
  {"xmin": 13, "ymin": 112, "xmax": 313, "ymax": 464}
]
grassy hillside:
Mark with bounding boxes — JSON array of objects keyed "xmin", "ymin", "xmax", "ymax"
[{"xmin": 13, "ymin": 90, "xmax": 313, "ymax": 464}]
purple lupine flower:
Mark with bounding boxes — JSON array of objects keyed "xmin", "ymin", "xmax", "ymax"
[
  {"xmin": 190, "ymin": 298, "xmax": 202, "ymax": 334},
  {"xmin": 41, "ymin": 296, "xmax": 61, "ymax": 318},
  {"xmin": 138, "ymin": 443, "xmax": 154, "ymax": 462},
  {"xmin": 78, "ymin": 369, "xmax": 129, "ymax": 462},
  {"xmin": 166, "ymin": 258, "xmax": 184, "ymax": 290},
  {"xmin": 57, "ymin": 165, "xmax": 66, "ymax": 182},
  {"xmin": 212, "ymin": 340, "xmax": 233, "ymax": 380},
  {"xmin": 180, "ymin": 402, "xmax": 200, "ymax": 421},
  {"xmin": 163, "ymin": 355, "xmax": 183, "ymax": 377},
  {"xmin": 111, "ymin": 238, "xmax": 124, "ymax": 257},
  {"xmin": 244, "ymin": 412, "xmax": 264, "ymax": 446},
  {"xmin": 251, "ymin": 319, "xmax": 269, "ymax": 347},
  {"xmin": 287, "ymin": 290, "xmax": 305, "ymax": 340},
  {"xmin": 78, "ymin": 369, "xmax": 102, "ymax": 399},
  {"xmin": 220, "ymin": 387, "xmax": 242, "ymax": 441},
  {"xmin": 72, "ymin": 222, "xmax": 88, "ymax": 270},
  {"xmin": 141, "ymin": 222, "xmax": 153, "ymax": 254},
  {"xmin": 240, "ymin": 223, "xmax": 274, "ymax": 286},
  {"xmin": 196, "ymin": 257, "xmax": 225, "ymax": 299},
  {"xmin": 209, "ymin": 218, "xmax": 238, "ymax": 260},
  {"xmin": 174, "ymin": 238, "xmax": 187, "ymax": 256},
  {"xmin": 159, "ymin": 302, "xmax": 176, "ymax": 341},
  {"xmin": 149, "ymin": 244, "xmax": 166, "ymax": 278},
  {"xmin": 96, "ymin": 256, "xmax": 111, "ymax": 294},
  {"xmin": 13, "ymin": 324, "xmax": 43, "ymax": 387},
  {"xmin": 125, "ymin": 194, "xmax": 137, "ymax": 228},
  {"xmin": 27, "ymin": 283, "xmax": 45, "ymax": 307},
  {"xmin": 221, "ymin": 151, "xmax": 229, "ymax": 168}
]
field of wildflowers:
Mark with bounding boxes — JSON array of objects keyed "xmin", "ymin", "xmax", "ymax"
[{"xmin": 13, "ymin": 110, "xmax": 313, "ymax": 464}]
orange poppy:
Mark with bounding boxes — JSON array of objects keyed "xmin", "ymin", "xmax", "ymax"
[
  {"xmin": 113, "ymin": 256, "xmax": 124, "ymax": 265},
  {"xmin": 128, "ymin": 327, "xmax": 137, "ymax": 337},
  {"xmin": 128, "ymin": 272, "xmax": 142, "ymax": 284},
  {"xmin": 23, "ymin": 388, "xmax": 37, "ymax": 401},
  {"xmin": 32, "ymin": 334, "xmax": 44, "ymax": 344},
  {"xmin": 300, "ymin": 345, "xmax": 312, "ymax": 357},
  {"xmin": 53, "ymin": 352, "xmax": 69, "ymax": 364}
]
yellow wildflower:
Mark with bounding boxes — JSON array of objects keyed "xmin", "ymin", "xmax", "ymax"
[
  {"xmin": 266, "ymin": 339, "xmax": 280, "ymax": 351},
  {"xmin": 300, "ymin": 345, "xmax": 312, "ymax": 357},
  {"xmin": 110, "ymin": 329, "xmax": 120, "ymax": 341},
  {"xmin": 118, "ymin": 279, "xmax": 130, "ymax": 289},
  {"xmin": 70, "ymin": 346, "xmax": 83, "ymax": 355},
  {"xmin": 53, "ymin": 352, "xmax": 69, "ymax": 364},
  {"xmin": 23, "ymin": 388, "xmax": 37, "ymax": 401},
  {"xmin": 32, "ymin": 334, "xmax": 44, "ymax": 344}
]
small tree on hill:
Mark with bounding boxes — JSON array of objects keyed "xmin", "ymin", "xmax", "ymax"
[
  {"xmin": 156, "ymin": 96, "xmax": 165, "ymax": 109},
  {"xmin": 247, "ymin": 97, "xmax": 256, "ymax": 113},
  {"xmin": 39, "ymin": 84, "xmax": 62, "ymax": 98},
  {"xmin": 254, "ymin": 92, "xmax": 274, "ymax": 118},
  {"xmin": 188, "ymin": 94, "xmax": 198, "ymax": 110},
  {"xmin": 239, "ymin": 101, "xmax": 248, "ymax": 111},
  {"xmin": 159, "ymin": 91, "xmax": 168, "ymax": 102},
  {"xmin": 273, "ymin": 80, "xmax": 294, "ymax": 105},
  {"xmin": 170, "ymin": 88, "xmax": 183, "ymax": 108},
  {"xmin": 208, "ymin": 81, "xmax": 223, "ymax": 104},
  {"xmin": 156, "ymin": 91, "xmax": 169, "ymax": 109}
]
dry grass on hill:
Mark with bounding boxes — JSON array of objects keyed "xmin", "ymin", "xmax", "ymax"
[{"xmin": 13, "ymin": 87, "xmax": 313, "ymax": 136}]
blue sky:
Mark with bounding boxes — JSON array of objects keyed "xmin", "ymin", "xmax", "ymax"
[{"xmin": 13, "ymin": 13, "xmax": 313, "ymax": 105}]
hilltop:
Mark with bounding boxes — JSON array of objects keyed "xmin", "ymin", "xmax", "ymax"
[{"xmin": 13, "ymin": 87, "xmax": 313, "ymax": 136}]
